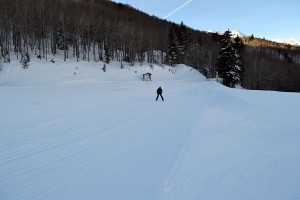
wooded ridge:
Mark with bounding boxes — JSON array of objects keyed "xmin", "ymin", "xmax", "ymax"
[{"xmin": 0, "ymin": 0, "xmax": 299, "ymax": 91}]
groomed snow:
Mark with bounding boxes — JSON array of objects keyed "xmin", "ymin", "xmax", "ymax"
[{"xmin": 0, "ymin": 56, "xmax": 300, "ymax": 200}]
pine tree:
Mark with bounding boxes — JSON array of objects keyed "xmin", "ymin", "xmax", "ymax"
[
  {"xmin": 217, "ymin": 30, "xmax": 242, "ymax": 88},
  {"xmin": 103, "ymin": 39, "xmax": 110, "ymax": 64},
  {"xmin": 220, "ymin": 30, "xmax": 232, "ymax": 45},
  {"xmin": 217, "ymin": 45, "xmax": 241, "ymax": 87},
  {"xmin": 233, "ymin": 36, "xmax": 245, "ymax": 83},
  {"xmin": 195, "ymin": 37, "xmax": 203, "ymax": 70},
  {"xmin": 21, "ymin": 52, "xmax": 30, "ymax": 69},
  {"xmin": 233, "ymin": 36, "xmax": 245, "ymax": 51},
  {"xmin": 167, "ymin": 26, "xmax": 178, "ymax": 66},
  {"xmin": 203, "ymin": 51, "xmax": 211, "ymax": 80},
  {"xmin": 167, "ymin": 22, "xmax": 190, "ymax": 66},
  {"xmin": 176, "ymin": 22, "xmax": 189, "ymax": 63},
  {"xmin": 102, "ymin": 63, "xmax": 106, "ymax": 72}
]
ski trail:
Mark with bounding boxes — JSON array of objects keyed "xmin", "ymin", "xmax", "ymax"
[
  {"xmin": 160, "ymin": 84, "xmax": 216, "ymax": 198},
  {"xmin": 1, "ymin": 78, "xmax": 299, "ymax": 200},
  {"xmin": 1, "ymin": 81, "xmax": 200, "ymax": 199},
  {"xmin": 0, "ymin": 102, "xmax": 154, "ymax": 183},
  {"xmin": 263, "ymin": 156, "xmax": 279, "ymax": 200},
  {"xmin": 197, "ymin": 173, "xmax": 213, "ymax": 200}
]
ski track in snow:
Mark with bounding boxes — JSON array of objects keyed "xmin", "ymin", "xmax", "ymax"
[
  {"xmin": 262, "ymin": 155, "xmax": 279, "ymax": 200},
  {"xmin": 160, "ymin": 85, "xmax": 217, "ymax": 198},
  {"xmin": 0, "ymin": 61, "xmax": 300, "ymax": 200}
]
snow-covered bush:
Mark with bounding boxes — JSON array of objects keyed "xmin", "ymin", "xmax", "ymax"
[{"xmin": 21, "ymin": 52, "xmax": 30, "ymax": 69}]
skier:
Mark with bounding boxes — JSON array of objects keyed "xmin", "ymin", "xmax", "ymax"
[{"xmin": 156, "ymin": 87, "xmax": 164, "ymax": 101}]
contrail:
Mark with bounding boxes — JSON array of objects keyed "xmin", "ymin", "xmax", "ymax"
[{"xmin": 163, "ymin": 0, "xmax": 193, "ymax": 19}]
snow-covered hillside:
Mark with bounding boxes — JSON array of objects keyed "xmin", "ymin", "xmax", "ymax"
[
  {"xmin": 206, "ymin": 29, "xmax": 300, "ymax": 46},
  {"xmin": 207, "ymin": 29, "xmax": 247, "ymax": 38},
  {"xmin": 1, "ymin": 57, "xmax": 300, "ymax": 200},
  {"xmin": 0, "ymin": 56, "xmax": 198, "ymax": 86},
  {"xmin": 273, "ymin": 38, "xmax": 300, "ymax": 46},
  {"xmin": 231, "ymin": 29, "xmax": 247, "ymax": 38}
]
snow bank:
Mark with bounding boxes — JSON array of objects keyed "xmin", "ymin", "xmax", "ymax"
[{"xmin": 0, "ymin": 54, "xmax": 204, "ymax": 87}]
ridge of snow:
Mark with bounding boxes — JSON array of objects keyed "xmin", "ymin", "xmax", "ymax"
[{"xmin": 272, "ymin": 38, "xmax": 300, "ymax": 46}]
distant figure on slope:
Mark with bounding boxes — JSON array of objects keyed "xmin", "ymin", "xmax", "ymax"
[{"xmin": 156, "ymin": 87, "xmax": 164, "ymax": 101}]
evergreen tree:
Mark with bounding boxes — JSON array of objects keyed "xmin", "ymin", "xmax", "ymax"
[
  {"xmin": 203, "ymin": 51, "xmax": 212, "ymax": 80},
  {"xmin": 102, "ymin": 63, "xmax": 106, "ymax": 72},
  {"xmin": 212, "ymin": 32, "xmax": 223, "ymax": 44},
  {"xmin": 176, "ymin": 22, "xmax": 189, "ymax": 63},
  {"xmin": 195, "ymin": 37, "xmax": 203, "ymax": 70},
  {"xmin": 197, "ymin": 37, "xmax": 203, "ymax": 48},
  {"xmin": 220, "ymin": 30, "xmax": 232, "ymax": 45},
  {"xmin": 21, "ymin": 52, "xmax": 30, "ymax": 69},
  {"xmin": 217, "ymin": 45, "xmax": 241, "ymax": 87},
  {"xmin": 103, "ymin": 39, "xmax": 110, "ymax": 64},
  {"xmin": 233, "ymin": 36, "xmax": 245, "ymax": 51},
  {"xmin": 167, "ymin": 22, "xmax": 190, "ymax": 66},
  {"xmin": 217, "ymin": 30, "xmax": 242, "ymax": 88},
  {"xmin": 233, "ymin": 36, "xmax": 245, "ymax": 83},
  {"xmin": 167, "ymin": 26, "xmax": 178, "ymax": 66}
]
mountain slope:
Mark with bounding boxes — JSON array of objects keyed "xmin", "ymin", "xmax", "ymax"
[
  {"xmin": 207, "ymin": 29, "xmax": 246, "ymax": 38},
  {"xmin": 273, "ymin": 38, "xmax": 300, "ymax": 46},
  {"xmin": 0, "ymin": 59, "xmax": 300, "ymax": 200},
  {"xmin": 231, "ymin": 29, "xmax": 247, "ymax": 37}
]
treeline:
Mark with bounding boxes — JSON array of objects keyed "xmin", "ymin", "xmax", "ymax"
[
  {"xmin": 242, "ymin": 46, "xmax": 300, "ymax": 91},
  {"xmin": 0, "ymin": 0, "xmax": 161, "ymax": 62},
  {"xmin": 0, "ymin": 0, "xmax": 299, "ymax": 91},
  {"xmin": 243, "ymin": 36, "xmax": 300, "ymax": 64},
  {"xmin": 0, "ymin": 0, "xmax": 213, "ymax": 65},
  {"xmin": 0, "ymin": 0, "xmax": 220, "ymax": 67}
]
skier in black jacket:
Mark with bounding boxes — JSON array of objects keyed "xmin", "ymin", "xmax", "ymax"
[{"xmin": 156, "ymin": 87, "xmax": 164, "ymax": 101}]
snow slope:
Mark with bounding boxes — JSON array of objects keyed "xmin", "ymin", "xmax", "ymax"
[
  {"xmin": 207, "ymin": 29, "xmax": 247, "ymax": 38},
  {"xmin": 231, "ymin": 29, "xmax": 247, "ymax": 38},
  {"xmin": 0, "ymin": 57, "xmax": 300, "ymax": 200},
  {"xmin": 272, "ymin": 38, "xmax": 300, "ymax": 46}
]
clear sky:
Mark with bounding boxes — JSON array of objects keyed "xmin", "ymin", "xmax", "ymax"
[{"xmin": 114, "ymin": 0, "xmax": 300, "ymax": 42}]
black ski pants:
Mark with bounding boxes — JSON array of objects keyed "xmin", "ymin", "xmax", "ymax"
[{"xmin": 156, "ymin": 93, "xmax": 164, "ymax": 101}]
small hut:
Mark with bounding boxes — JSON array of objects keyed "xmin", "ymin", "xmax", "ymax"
[{"xmin": 142, "ymin": 73, "xmax": 152, "ymax": 81}]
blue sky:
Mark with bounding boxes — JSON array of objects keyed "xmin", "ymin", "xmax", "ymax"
[{"xmin": 114, "ymin": 0, "xmax": 300, "ymax": 41}]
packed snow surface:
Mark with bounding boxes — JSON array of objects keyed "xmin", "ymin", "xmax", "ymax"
[{"xmin": 0, "ymin": 57, "xmax": 300, "ymax": 200}]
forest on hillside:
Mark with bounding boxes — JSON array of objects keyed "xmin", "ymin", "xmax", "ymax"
[{"xmin": 0, "ymin": 0, "xmax": 300, "ymax": 91}]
